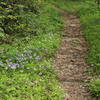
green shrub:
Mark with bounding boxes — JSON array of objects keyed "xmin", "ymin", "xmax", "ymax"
[{"xmin": 0, "ymin": 0, "xmax": 42, "ymax": 36}]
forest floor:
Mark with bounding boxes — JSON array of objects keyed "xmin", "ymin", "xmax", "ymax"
[{"xmin": 54, "ymin": 7, "xmax": 96, "ymax": 100}]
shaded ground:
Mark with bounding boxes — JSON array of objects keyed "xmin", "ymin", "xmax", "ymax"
[{"xmin": 54, "ymin": 7, "xmax": 96, "ymax": 100}]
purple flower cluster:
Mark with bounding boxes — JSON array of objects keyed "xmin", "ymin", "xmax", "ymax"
[{"xmin": 0, "ymin": 48, "xmax": 43, "ymax": 69}]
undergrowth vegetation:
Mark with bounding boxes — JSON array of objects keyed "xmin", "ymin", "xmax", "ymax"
[
  {"xmin": 51, "ymin": 0, "xmax": 100, "ymax": 98},
  {"xmin": 0, "ymin": 0, "xmax": 42, "ymax": 36},
  {"xmin": 0, "ymin": 0, "xmax": 63, "ymax": 100},
  {"xmin": 1, "ymin": 0, "xmax": 100, "ymax": 99}
]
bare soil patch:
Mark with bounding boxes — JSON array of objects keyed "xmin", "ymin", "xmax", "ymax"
[{"xmin": 54, "ymin": 7, "xmax": 96, "ymax": 100}]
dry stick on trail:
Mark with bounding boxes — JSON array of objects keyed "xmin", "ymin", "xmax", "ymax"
[{"xmin": 54, "ymin": 7, "xmax": 96, "ymax": 100}]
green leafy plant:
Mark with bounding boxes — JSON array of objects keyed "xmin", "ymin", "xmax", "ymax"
[{"xmin": 89, "ymin": 79, "xmax": 100, "ymax": 97}]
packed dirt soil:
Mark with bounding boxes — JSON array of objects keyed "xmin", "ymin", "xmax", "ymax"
[{"xmin": 54, "ymin": 7, "xmax": 96, "ymax": 100}]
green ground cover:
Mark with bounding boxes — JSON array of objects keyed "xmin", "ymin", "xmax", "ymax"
[
  {"xmin": 1, "ymin": 0, "xmax": 100, "ymax": 99},
  {"xmin": 0, "ymin": 1, "xmax": 64, "ymax": 100}
]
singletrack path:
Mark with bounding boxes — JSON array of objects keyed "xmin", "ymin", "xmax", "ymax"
[{"xmin": 54, "ymin": 7, "xmax": 95, "ymax": 100}]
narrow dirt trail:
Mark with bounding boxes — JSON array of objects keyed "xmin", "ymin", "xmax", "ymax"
[{"xmin": 54, "ymin": 7, "xmax": 95, "ymax": 100}]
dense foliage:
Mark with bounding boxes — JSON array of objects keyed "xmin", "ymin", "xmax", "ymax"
[{"xmin": 0, "ymin": 0, "xmax": 42, "ymax": 36}]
